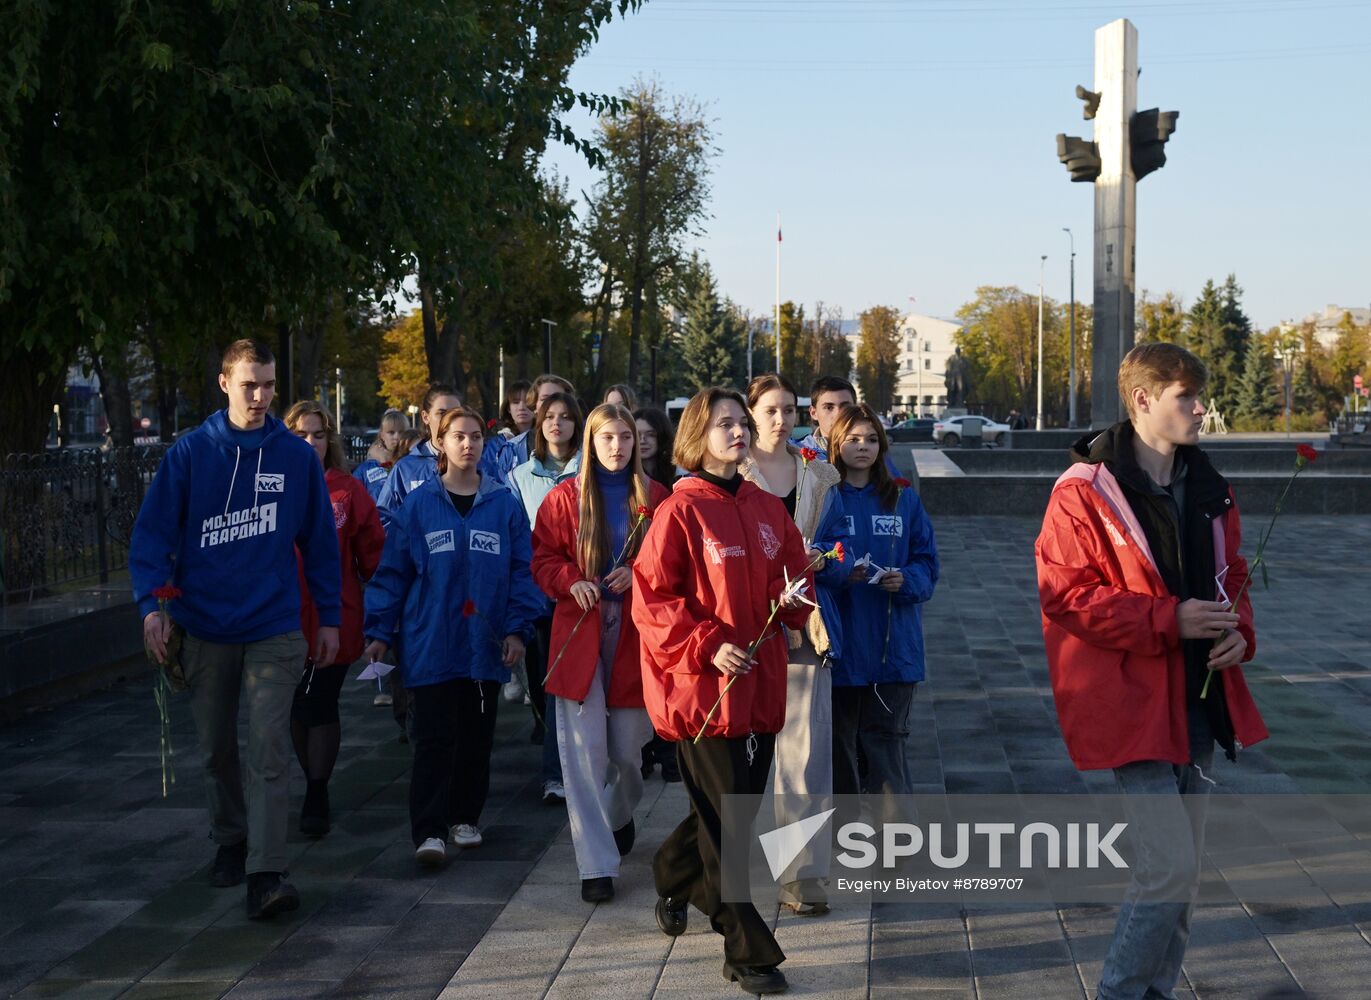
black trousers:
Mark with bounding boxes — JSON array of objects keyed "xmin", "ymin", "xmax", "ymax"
[
  {"xmin": 525, "ymin": 616, "xmax": 553, "ymax": 727},
  {"xmin": 654, "ymin": 733, "xmax": 785, "ymax": 968},
  {"xmin": 409, "ymin": 678, "xmax": 500, "ymax": 845}
]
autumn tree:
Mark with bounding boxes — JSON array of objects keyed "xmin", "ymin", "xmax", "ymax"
[
  {"xmin": 378, "ymin": 311, "xmax": 432, "ymax": 413},
  {"xmin": 855, "ymin": 306, "xmax": 901, "ymax": 413}
]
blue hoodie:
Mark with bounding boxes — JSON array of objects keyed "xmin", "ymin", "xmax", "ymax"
[
  {"xmin": 363, "ymin": 474, "xmax": 543, "ymax": 688},
  {"xmin": 376, "ymin": 437, "xmax": 512, "ymax": 528},
  {"xmin": 813, "ymin": 481, "xmax": 939, "ymax": 686},
  {"xmin": 129, "ymin": 410, "xmax": 342, "ymax": 644}
]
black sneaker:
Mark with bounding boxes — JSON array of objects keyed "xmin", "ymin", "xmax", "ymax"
[
  {"xmin": 655, "ymin": 896, "xmax": 688, "ymax": 936},
  {"xmin": 581, "ymin": 876, "xmax": 614, "ymax": 903},
  {"xmin": 722, "ymin": 962, "xmax": 788, "ymax": 995},
  {"xmin": 245, "ymin": 872, "xmax": 300, "ymax": 921},
  {"xmin": 613, "ymin": 819, "xmax": 635, "ymax": 857},
  {"xmin": 660, "ymin": 758, "xmax": 682, "ymax": 783},
  {"xmin": 210, "ymin": 841, "xmax": 247, "ymax": 888},
  {"xmin": 299, "ymin": 781, "xmax": 330, "ymax": 838}
]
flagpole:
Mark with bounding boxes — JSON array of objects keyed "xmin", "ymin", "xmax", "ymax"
[{"xmin": 775, "ymin": 213, "xmax": 782, "ymax": 374}]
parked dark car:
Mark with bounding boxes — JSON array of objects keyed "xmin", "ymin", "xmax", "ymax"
[{"xmin": 887, "ymin": 418, "xmax": 935, "ymax": 443}]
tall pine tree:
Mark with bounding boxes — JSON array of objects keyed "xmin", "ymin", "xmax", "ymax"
[{"xmin": 1232, "ymin": 337, "xmax": 1282, "ymax": 428}]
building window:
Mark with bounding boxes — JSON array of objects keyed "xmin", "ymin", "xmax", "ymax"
[
  {"xmin": 924, "ymin": 359, "xmax": 931, "ymax": 370},
  {"xmin": 922, "ymin": 395, "xmax": 933, "ymax": 406},
  {"xmin": 906, "ymin": 360, "xmax": 913, "ymax": 371},
  {"xmin": 924, "ymin": 340, "xmax": 931, "ymax": 351}
]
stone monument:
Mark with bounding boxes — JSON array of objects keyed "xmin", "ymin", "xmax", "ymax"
[
  {"xmin": 1056, "ymin": 18, "xmax": 1178, "ymax": 428},
  {"xmin": 944, "ymin": 347, "xmax": 972, "ymax": 410}
]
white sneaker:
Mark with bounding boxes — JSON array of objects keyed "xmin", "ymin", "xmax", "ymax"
[
  {"xmin": 542, "ymin": 780, "xmax": 566, "ymax": 804},
  {"xmin": 451, "ymin": 824, "xmax": 483, "ymax": 848},
  {"xmin": 415, "ymin": 837, "xmax": 446, "ymax": 866},
  {"xmin": 502, "ymin": 678, "xmax": 525, "ymax": 703},
  {"xmin": 373, "ymin": 692, "xmax": 393, "ymax": 707}
]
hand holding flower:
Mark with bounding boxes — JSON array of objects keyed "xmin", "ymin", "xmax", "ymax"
[
  {"xmin": 1207, "ymin": 629, "xmax": 1247, "ymax": 670},
  {"xmin": 602, "ymin": 565, "xmax": 633, "ymax": 595},
  {"xmin": 712, "ymin": 643, "xmax": 754, "ymax": 676},
  {"xmin": 570, "ymin": 580, "xmax": 601, "ymax": 611},
  {"xmin": 878, "ymin": 570, "xmax": 904, "ymax": 593},
  {"xmin": 502, "ymin": 634, "xmax": 526, "ymax": 666}
]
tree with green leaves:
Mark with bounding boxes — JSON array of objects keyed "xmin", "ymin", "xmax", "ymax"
[
  {"xmin": 1, "ymin": 0, "xmax": 643, "ymax": 453},
  {"xmin": 1137, "ymin": 290, "xmax": 1186, "ymax": 344},
  {"xmin": 855, "ymin": 306, "xmax": 901, "ymax": 413},
  {"xmin": 584, "ymin": 78, "xmax": 715, "ymax": 388}
]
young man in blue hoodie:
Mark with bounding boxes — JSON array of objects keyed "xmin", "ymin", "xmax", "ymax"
[{"xmin": 131, "ymin": 340, "xmax": 342, "ymax": 920}]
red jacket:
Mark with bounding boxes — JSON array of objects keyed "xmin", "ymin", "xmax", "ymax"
[
  {"xmin": 531, "ymin": 477, "xmax": 670, "ymax": 706},
  {"xmin": 299, "ymin": 467, "xmax": 385, "ymax": 666},
  {"xmin": 1035, "ymin": 462, "xmax": 1268, "ymax": 770},
  {"xmin": 631, "ymin": 476, "xmax": 812, "ymax": 741}
]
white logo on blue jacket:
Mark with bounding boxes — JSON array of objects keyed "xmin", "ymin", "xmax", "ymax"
[
  {"xmin": 255, "ymin": 473, "xmax": 285, "ymax": 493},
  {"xmin": 469, "ymin": 530, "xmax": 501, "ymax": 555},
  {"xmin": 366, "ymin": 466, "xmax": 387, "ymax": 483},
  {"xmin": 872, "ymin": 514, "xmax": 903, "ymax": 537},
  {"xmin": 426, "ymin": 529, "xmax": 455, "ymax": 553}
]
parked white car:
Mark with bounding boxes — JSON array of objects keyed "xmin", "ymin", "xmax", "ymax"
[{"xmin": 932, "ymin": 415, "xmax": 1010, "ymax": 446}]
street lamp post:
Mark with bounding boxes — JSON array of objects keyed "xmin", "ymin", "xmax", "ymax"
[
  {"xmin": 1036, "ymin": 255, "xmax": 1047, "ymax": 431},
  {"xmin": 1063, "ymin": 228, "xmax": 1077, "ymax": 428},
  {"xmin": 541, "ymin": 319, "xmax": 556, "ymax": 374}
]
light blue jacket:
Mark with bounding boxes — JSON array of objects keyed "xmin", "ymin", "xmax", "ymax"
[
  {"xmin": 508, "ymin": 451, "xmax": 582, "ymax": 529},
  {"xmin": 813, "ymin": 481, "xmax": 939, "ymax": 686},
  {"xmin": 363, "ymin": 475, "xmax": 543, "ymax": 687}
]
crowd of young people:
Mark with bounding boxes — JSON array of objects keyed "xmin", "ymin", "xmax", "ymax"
[{"xmin": 130, "ymin": 337, "xmax": 1260, "ymax": 999}]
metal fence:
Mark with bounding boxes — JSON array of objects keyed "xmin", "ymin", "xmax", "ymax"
[{"xmin": 0, "ymin": 446, "xmax": 168, "ymax": 605}]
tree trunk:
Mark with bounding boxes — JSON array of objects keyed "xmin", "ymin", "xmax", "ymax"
[
  {"xmin": 199, "ymin": 340, "xmax": 222, "ymax": 422},
  {"xmin": 0, "ymin": 346, "xmax": 69, "ymax": 454},
  {"xmin": 92, "ymin": 351, "xmax": 136, "ymax": 448}
]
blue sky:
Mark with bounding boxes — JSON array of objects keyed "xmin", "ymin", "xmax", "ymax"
[{"xmin": 545, "ymin": 0, "xmax": 1371, "ymax": 331}]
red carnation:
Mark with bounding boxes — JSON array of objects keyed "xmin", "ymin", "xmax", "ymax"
[
  {"xmin": 1296, "ymin": 443, "xmax": 1319, "ymax": 463},
  {"xmin": 893, "ymin": 477, "xmax": 911, "ymax": 489},
  {"xmin": 152, "ymin": 585, "xmax": 182, "ymax": 601},
  {"xmin": 800, "ymin": 447, "xmax": 818, "ymax": 463},
  {"xmin": 462, "ymin": 599, "xmax": 477, "ymax": 617},
  {"xmin": 834, "ymin": 541, "xmax": 846, "ymax": 561},
  {"xmin": 486, "ymin": 419, "xmax": 497, "ymax": 430},
  {"xmin": 636, "ymin": 504, "xmax": 651, "ymax": 518}
]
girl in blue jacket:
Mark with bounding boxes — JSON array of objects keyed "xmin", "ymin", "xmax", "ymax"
[
  {"xmin": 363, "ymin": 407, "xmax": 544, "ymax": 867},
  {"xmin": 814, "ymin": 403, "xmax": 939, "ymax": 802},
  {"xmin": 353, "ymin": 408, "xmax": 408, "ymax": 502}
]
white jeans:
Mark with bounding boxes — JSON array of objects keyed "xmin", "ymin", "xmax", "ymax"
[
  {"xmin": 555, "ymin": 601, "xmax": 652, "ymax": 880},
  {"xmin": 770, "ymin": 640, "xmax": 834, "ymax": 884}
]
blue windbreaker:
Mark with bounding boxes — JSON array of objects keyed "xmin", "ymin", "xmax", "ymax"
[
  {"xmin": 376, "ymin": 437, "xmax": 513, "ymax": 528},
  {"xmin": 353, "ymin": 458, "xmax": 392, "ymax": 502},
  {"xmin": 363, "ymin": 475, "xmax": 543, "ymax": 687},
  {"xmin": 129, "ymin": 410, "xmax": 341, "ymax": 644},
  {"xmin": 813, "ymin": 481, "xmax": 939, "ymax": 686}
]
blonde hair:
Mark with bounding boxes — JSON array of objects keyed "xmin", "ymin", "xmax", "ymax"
[
  {"xmin": 284, "ymin": 400, "xmax": 347, "ymax": 471},
  {"xmin": 672, "ymin": 387, "xmax": 754, "ymax": 473},
  {"xmin": 433, "ymin": 406, "xmax": 485, "ymax": 475},
  {"xmin": 576, "ymin": 404, "xmax": 653, "ymax": 578},
  {"xmin": 1119, "ymin": 343, "xmax": 1208, "ymax": 419},
  {"xmin": 369, "ymin": 408, "xmax": 408, "ymax": 462}
]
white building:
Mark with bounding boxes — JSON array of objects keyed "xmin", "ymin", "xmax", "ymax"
[
  {"xmin": 897, "ymin": 313, "xmax": 961, "ymax": 417},
  {"xmin": 1300, "ymin": 304, "xmax": 1371, "ymax": 350},
  {"xmin": 844, "ymin": 312, "xmax": 961, "ymax": 417}
]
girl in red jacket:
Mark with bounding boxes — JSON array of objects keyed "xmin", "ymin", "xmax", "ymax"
[
  {"xmin": 286, "ymin": 401, "xmax": 385, "ymax": 837},
  {"xmin": 532, "ymin": 403, "xmax": 669, "ymax": 904},
  {"xmin": 632, "ymin": 387, "xmax": 812, "ymax": 997}
]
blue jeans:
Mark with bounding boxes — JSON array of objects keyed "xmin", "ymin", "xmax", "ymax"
[{"xmin": 1098, "ymin": 709, "xmax": 1215, "ymax": 1000}]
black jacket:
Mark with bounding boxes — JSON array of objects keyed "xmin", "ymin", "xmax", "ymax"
[{"xmin": 1069, "ymin": 422, "xmax": 1239, "ymax": 759}]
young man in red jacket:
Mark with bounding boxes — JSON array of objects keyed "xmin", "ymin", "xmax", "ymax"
[{"xmin": 1036, "ymin": 343, "xmax": 1268, "ymax": 1000}]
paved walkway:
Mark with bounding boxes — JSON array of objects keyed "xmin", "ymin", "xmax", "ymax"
[{"xmin": 3, "ymin": 516, "xmax": 1370, "ymax": 999}]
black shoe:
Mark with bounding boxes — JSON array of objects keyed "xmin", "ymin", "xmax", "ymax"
[
  {"xmin": 530, "ymin": 721, "xmax": 545, "ymax": 745},
  {"xmin": 655, "ymin": 896, "xmax": 688, "ymax": 936},
  {"xmin": 722, "ymin": 962, "xmax": 788, "ymax": 995},
  {"xmin": 640, "ymin": 761, "xmax": 655, "ymax": 780},
  {"xmin": 245, "ymin": 871, "xmax": 301, "ymax": 920},
  {"xmin": 660, "ymin": 759, "xmax": 682, "ymax": 783},
  {"xmin": 210, "ymin": 841, "xmax": 247, "ymax": 888},
  {"xmin": 581, "ymin": 876, "xmax": 614, "ymax": 903},
  {"xmin": 299, "ymin": 780, "xmax": 330, "ymax": 837},
  {"xmin": 613, "ymin": 819, "xmax": 635, "ymax": 857}
]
